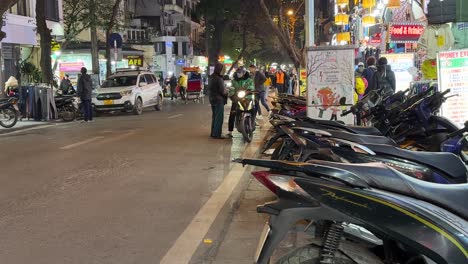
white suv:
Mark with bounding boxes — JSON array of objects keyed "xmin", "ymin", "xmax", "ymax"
[{"xmin": 93, "ymin": 69, "xmax": 164, "ymax": 115}]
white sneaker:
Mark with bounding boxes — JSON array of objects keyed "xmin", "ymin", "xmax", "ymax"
[{"xmin": 257, "ymin": 115, "xmax": 264, "ymax": 120}]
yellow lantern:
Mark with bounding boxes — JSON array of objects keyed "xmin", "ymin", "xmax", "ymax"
[
  {"xmin": 387, "ymin": 0, "xmax": 401, "ymax": 8},
  {"xmin": 362, "ymin": 0, "xmax": 376, "ymax": 8},
  {"xmin": 336, "ymin": 0, "xmax": 348, "ymax": 6},
  {"xmin": 337, "ymin": 32, "xmax": 351, "ymax": 42},
  {"xmin": 335, "ymin": 13, "xmax": 349, "ymax": 25},
  {"xmin": 362, "ymin": 15, "xmax": 376, "ymax": 26}
]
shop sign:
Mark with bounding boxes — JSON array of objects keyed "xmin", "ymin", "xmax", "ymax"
[
  {"xmin": 51, "ymin": 40, "xmax": 61, "ymax": 52},
  {"xmin": 125, "ymin": 55, "xmax": 144, "ymax": 67},
  {"xmin": 59, "ymin": 62, "xmax": 85, "ymax": 72},
  {"xmin": 390, "ymin": 24, "xmax": 424, "ymax": 42},
  {"xmin": 176, "ymin": 59, "xmax": 185, "ymax": 66},
  {"xmin": 438, "ymin": 49, "xmax": 468, "ymax": 128}
]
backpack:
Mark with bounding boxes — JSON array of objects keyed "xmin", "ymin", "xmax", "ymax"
[{"xmin": 374, "ymin": 70, "xmax": 394, "ymax": 97}]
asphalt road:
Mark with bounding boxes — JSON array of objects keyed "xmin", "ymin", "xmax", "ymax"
[{"xmin": 0, "ymin": 100, "xmax": 254, "ymax": 264}]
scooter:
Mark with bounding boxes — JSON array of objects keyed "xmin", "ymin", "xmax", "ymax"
[
  {"xmin": 234, "ymin": 89, "xmax": 257, "ymax": 142},
  {"xmin": 235, "ymin": 158, "xmax": 468, "ymax": 264},
  {"xmin": 55, "ymin": 95, "xmax": 77, "ymax": 122},
  {"xmin": 0, "ymin": 96, "xmax": 19, "ymax": 128}
]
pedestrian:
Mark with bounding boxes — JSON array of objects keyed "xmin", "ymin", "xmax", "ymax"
[
  {"xmin": 372, "ymin": 57, "xmax": 396, "ymax": 96},
  {"xmin": 275, "ymin": 69, "xmax": 286, "ymax": 94},
  {"xmin": 362, "ymin": 56, "xmax": 378, "ymax": 95},
  {"xmin": 59, "ymin": 75, "xmax": 74, "ymax": 95},
  {"xmin": 209, "ymin": 62, "xmax": 229, "ymax": 139},
  {"xmin": 178, "ymin": 71, "xmax": 188, "ymax": 101},
  {"xmin": 77, "ymin": 67, "xmax": 93, "ymax": 122},
  {"xmin": 249, "ymin": 64, "xmax": 271, "ymax": 120},
  {"xmin": 227, "ymin": 67, "xmax": 254, "ymax": 137},
  {"xmin": 169, "ymin": 74, "xmax": 178, "ymax": 100}
]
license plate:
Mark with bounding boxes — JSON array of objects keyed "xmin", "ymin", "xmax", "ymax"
[
  {"xmin": 103, "ymin": 99, "xmax": 114, "ymax": 105},
  {"xmin": 254, "ymin": 223, "xmax": 271, "ymax": 263}
]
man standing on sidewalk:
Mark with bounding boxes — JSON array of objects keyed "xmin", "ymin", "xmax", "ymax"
[
  {"xmin": 249, "ymin": 64, "xmax": 270, "ymax": 120},
  {"xmin": 77, "ymin": 67, "xmax": 93, "ymax": 123},
  {"xmin": 275, "ymin": 69, "xmax": 286, "ymax": 94}
]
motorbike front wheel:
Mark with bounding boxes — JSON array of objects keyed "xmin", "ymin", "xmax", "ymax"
[
  {"xmin": 0, "ymin": 106, "xmax": 18, "ymax": 128},
  {"xmin": 239, "ymin": 116, "xmax": 253, "ymax": 143},
  {"xmin": 60, "ymin": 105, "xmax": 77, "ymax": 122}
]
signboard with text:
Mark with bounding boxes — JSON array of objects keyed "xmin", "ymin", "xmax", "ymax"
[
  {"xmin": 59, "ymin": 62, "xmax": 85, "ymax": 72},
  {"xmin": 390, "ymin": 24, "xmax": 424, "ymax": 42},
  {"xmin": 125, "ymin": 55, "xmax": 144, "ymax": 67},
  {"xmin": 438, "ymin": 49, "xmax": 468, "ymax": 128}
]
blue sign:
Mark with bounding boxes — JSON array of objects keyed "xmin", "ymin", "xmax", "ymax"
[
  {"xmin": 176, "ymin": 59, "xmax": 185, "ymax": 66},
  {"xmin": 108, "ymin": 33, "xmax": 123, "ymax": 48},
  {"xmin": 166, "ymin": 42, "xmax": 173, "ymax": 48}
]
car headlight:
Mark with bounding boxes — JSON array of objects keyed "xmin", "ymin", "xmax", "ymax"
[
  {"xmin": 237, "ymin": 90, "xmax": 246, "ymax": 98},
  {"xmin": 121, "ymin": 90, "xmax": 133, "ymax": 96}
]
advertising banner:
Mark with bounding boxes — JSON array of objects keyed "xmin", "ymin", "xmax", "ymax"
[
  {"xmin": 380, "ymin": 53, "xmax": 415, "ymax": 92},
  {"xmin": 299, "ymin": 69, "xmax": 307, "ymax": 96},
  {"xmin": 59, "ymin": 62, "xmax": 85, "ymax": 72},
  {"xmin": 438, "ymin": 49, "xmax": 468, "ymax": 128},
  {"xmin": 307, "ymin": 47, "xmax": 355, "ymax": 124}
]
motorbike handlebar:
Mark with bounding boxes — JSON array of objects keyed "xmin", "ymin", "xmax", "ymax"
[
  {"xmin": 341, "ymin": 109, "xmax": 353, "ymax": 117},
  {"xmin": 447, "ymin": 121, "xmax": 468, "ymax": 139}
]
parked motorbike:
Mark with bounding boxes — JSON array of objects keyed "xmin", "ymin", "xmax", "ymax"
[
  {"xmin": 271, "ymin": 95, "xmax": 307, "ymax": 118},
  {"xmin": 236, "ymin": 158, "xmax": 468, "ymax": 264},
  {"xmin": 235, "ymin": 89, "xmax": 257, "ymax": 142},
  {"xmin": 55, "ymin": 95, "xmax": 77, "ymax": 122},
  {"xmin": 0, "ymin": 97, "xmax": 19, "ymax": 128}
]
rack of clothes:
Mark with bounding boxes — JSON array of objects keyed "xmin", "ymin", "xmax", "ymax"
[
  {"xmin": 18, "ymin": 84, "xmax": 58, "ymax": 121},
  {"xmin": 409, "ymin": 81, "xmax": 438, "ymax": 96}
]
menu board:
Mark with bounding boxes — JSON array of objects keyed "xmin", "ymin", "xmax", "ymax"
[
  {"xmin": 307, "ymin": 47, "xmax": 355, "ymax": 124},
  {"xmin": 380, "ymin": 53, "xmax": 415, "ymax": 92},
  {"xmin": 438, "ymin": 49, "xmax": 468, "ymax": 128}
]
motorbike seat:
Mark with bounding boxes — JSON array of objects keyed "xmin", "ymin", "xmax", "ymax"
[
  {"xmin": 308, "ymin": 160, "xmax": 468, "ymax": 219},
  {"xmin": 346, "ymin": 126, "xmax": 382, "ymax": 136},
  {"xmin": 328, "ymin": 130, "xmax": 397, "ymax": 146},
  {"xmin": 294, "ymin": 120, "xmax": 382, "ymax": 136},
  {"xmin": 364, "ymin": 144, "xmax": 467, "ymax": 182}
]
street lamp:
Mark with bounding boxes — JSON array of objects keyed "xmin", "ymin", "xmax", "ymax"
[{"xmin": 287, "ymin": 9, "xmax": 294, "ymax": 16}]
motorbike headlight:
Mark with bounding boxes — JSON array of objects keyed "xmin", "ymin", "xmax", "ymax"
[
  {"xmin": 121, "ymin": 90, "xmax": 133, "ymax": 96},
  {"xmin": 237, "ymin": 90, "xmax": 246, "ymax": 98}
]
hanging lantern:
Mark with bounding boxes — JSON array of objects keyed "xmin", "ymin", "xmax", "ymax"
[
  {"xmin": 362, "ymin": 15, "xmax": 376, "ymax": 26},
  {"xmin": 336, "ymin": 0, "xmax": 348, "ymax": 6},
  {"xmin": 387, "ymin": 0, "xmax": 401, "ymax": 8},
  {"xmin": 362, "ymin": 0, "xmax": 376, "ymax": 9},
  {"xmin": 335, "ymin": 13, "xmax": 349, "ymax": 25},
  {"xmin": 337, "ymin": 32, "xmax": 351, "ymax": 42}
]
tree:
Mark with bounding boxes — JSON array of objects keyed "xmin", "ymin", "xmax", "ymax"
[
  {"xmin": 36, "ymin": 0, "xmax": 53, "ymax": 84},
  {"xmin": 0, "ymin": 0, "xmax": 19, "ymax": 42},
  {"xmin": 258, "ymin": 0, "xmax": 306, "ymax": 68}
]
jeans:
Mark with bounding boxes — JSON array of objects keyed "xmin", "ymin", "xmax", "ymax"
[
  {"xmin": 256, "ymin": 91, "xmax": 270, "ymax": 115},
  {"xmin": 228, "ymin": 101, "xmax": 238, "ymax": 132},
  {"xmin": 82, "ymin": 99, "xmax": 93, "ymax": 121},
  {"xmin": 211, "ymin": 103, "xmax": 224, "ymax": 137},
  {"xmin": 276, "ymin": 84, "xmax": 285, "ymax": 94},
  {"xmin": 170, "ymin": 85, "xmax": 177, "ymax": 99}
]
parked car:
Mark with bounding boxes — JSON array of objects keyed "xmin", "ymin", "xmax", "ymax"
[{"xmin": 93, "ymin": 69, "xmax": 164, "ymax": 115}]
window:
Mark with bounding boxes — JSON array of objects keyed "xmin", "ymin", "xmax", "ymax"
[
  {"xmin": 9, "ymin": 0, "xmax": 29, "ymax": 16},
  {"xmin": 145, "ymin": 75, "xmax": 154, "ymax": 84},
  {"xmin": 45, "ymin": 0, "xmax": 60, "ymax": 21}
]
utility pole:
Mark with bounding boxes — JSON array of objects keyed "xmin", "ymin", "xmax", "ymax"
[
  {"xmin": 90, "ymin": 0, "xmax": 100, "ymax": 75},
  {"xmin": 305, "ymin": 0, "xmax": 314, "ymax": 115}
]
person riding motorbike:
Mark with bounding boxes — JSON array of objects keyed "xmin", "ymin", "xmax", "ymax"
[
  {"xmin": 227, "ymin": 67, "xmax": 254, "ymax": 138},
  {"xmin": 59, "ymin": 75, "xmax": 75, "ymax": 95}
]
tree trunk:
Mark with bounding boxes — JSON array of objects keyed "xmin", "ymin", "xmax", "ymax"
[
  {"xmin": 227, "ymin": 25, "xmax": 247, "ymax": 74},
  {"xmin": 36, "ymin": 0, "xmax": 53, "ymax": 84},
  {"xmin": 208, "ymin": 14, "xmax": 225, "ymax": 68},
  {"xmin": 258, "ymin": 0, "xmax": 303, "ymax": 67},
  {"xmin": 90, "ymin": 0, "xmax": 100, "ymax": 75},
  {"xmin": 105, "ymin": 0, "xmax": 123, "ymax": 78}
]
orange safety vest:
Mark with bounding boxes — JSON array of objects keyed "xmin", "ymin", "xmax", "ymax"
[{"xmin": 276, "ymin": 72, "xmax": 285, "ymax": 84}]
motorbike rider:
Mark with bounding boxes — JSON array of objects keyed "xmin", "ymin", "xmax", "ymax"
[
  {"xmin": 227, "ymin": 66, "xmax": 254, "ymax": 138},
  {"xmin": 59, "ymin": 75, "xmax": 75, "ymax": 95}
]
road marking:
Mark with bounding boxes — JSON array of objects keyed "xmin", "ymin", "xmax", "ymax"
[
  {"xmin": 168, "ymin": 114, "xmax": 183, "ymax": 119},
  {"xmin": 99, "ymin": 130, "xmax": 136, "ymax": 144},
  {"xmin": 160, "ymin": 140, "xmax": 261, "ymax": 264},
  {"xmin": 0, "ymin": 124, "xmax": 59, "ymax": 136},
  {"xmin": 59, "ymin": 136, "xmax": 105, "ymax": 150}
]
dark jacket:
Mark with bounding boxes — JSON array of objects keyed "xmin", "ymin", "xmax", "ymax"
[
  {"xmin": 374, "ymin": 65, "xmax": 396, "ymax": 95},
  {"xmin": 77, "ymin": 74, "xmax": 93, "ymax": 100},
  {"xmin": 170, "ymin": 75, "xmax": 177, "ymax": 87},
  {"xmin": 208, "ymin": 63, "xmax": 226, "ymax": 105},
  {"xmin": 253, "ymin": 71, "xmax": 267, "ymax": 92},
  {"xmin": 362, "ymin": 65, "xmax": 377, "ymax": 95},
  {"xmin": 427, "ymin": 0, "xmax": 456, "ymax": 24}
]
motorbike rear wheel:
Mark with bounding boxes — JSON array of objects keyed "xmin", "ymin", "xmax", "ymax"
[
  {"xmin": 239, "ymin": 116, "xmax": 253, "ymax": 142},
  {"xmin": 0, "ymin": 106, "xmax": 18, "ymax": 128}
]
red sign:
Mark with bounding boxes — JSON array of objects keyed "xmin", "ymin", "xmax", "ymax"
[{"xmin": 390, "ymin": 24, "xmax": 425, "ymax": 42}]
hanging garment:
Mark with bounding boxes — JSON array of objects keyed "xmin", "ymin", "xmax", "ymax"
[
  {"xmin": 418, "ymin": 24, "xmax": 455, "ymax": 59},
  {"xmin": 452, "ymin": 22, "xmax": 468, "ymax": 49},
  {"xmin": 421, "ymin": 59, "xmax": 438, "ymax": 80},
  {"xmin": 426, "ymin": 0, "xmax": 456, "ymax": 24},
  {"xmin": 456, "ymin": 0, "xmax": 468, "ymax": 22}
]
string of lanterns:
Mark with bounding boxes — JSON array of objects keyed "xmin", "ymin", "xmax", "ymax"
[{"xmin": 334, "ymin": 0, "xmax": 401, "ymax": 44}]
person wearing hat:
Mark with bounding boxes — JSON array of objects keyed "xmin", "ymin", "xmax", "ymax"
[
  {"xmin": 4, "ymin": 76, "xmax": 19, "ymax": 97},
  {"xmin": 77, "ymin": 67, "xmax": 94, "ymax": 122},
  {"xmin": 372, "ymin": 57, "xmax": 396, "ymax": 96}
]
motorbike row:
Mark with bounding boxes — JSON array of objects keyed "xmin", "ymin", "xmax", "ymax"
[
  {"xmin": 0, "ymin": 89, "xmax": 79, "ymax": 129},
  {"xmin": 236, "ymin": 88, "xmax": 468, "ymax": 264}
]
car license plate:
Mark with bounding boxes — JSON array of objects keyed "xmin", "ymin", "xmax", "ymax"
[
  {"xmin": 254, "ymin": 222, "xmax": 271, "ymax": 263},
  {"xmin": 103, "ymin": 99, "xmax": 114, "ymax": 105}
]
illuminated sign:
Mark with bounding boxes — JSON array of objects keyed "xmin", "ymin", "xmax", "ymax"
[
  {"xmin": 390, "ymin": 24, "xmax": 425, "ymax": 42},
  {"xmin": 124, "ymin": 55, "xmax": 144, "ymax": 67}
]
